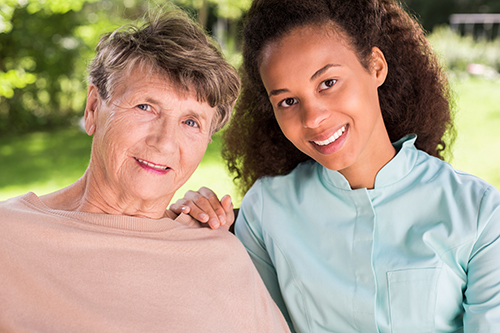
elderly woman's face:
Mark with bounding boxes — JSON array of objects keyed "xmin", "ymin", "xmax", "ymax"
[{"xmin": 85, "ymin": 67, "xmax": 215, "ymax": 204}]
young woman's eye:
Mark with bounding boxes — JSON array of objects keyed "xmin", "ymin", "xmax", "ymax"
[
  {"xmin": 137, "ymin": 104, "xmax": 151, "ymax": 111},
  {"xmin": 184, "ymin": 119, "xmax": 199, "ymax": 128},
  {"xmin": 278, "ymin": 97, "xmax": 297, "ymax": 108},
  {"xmin": 319, "ymin": 79, "xmax": 337, "ymax": 91}
]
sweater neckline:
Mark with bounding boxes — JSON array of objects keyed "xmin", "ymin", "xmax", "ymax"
[{"xmin": 19, "ymin": 191, "xmax": 195, "ymax": 232}]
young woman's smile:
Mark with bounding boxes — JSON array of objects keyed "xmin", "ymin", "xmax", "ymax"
[
  {"xmin": 259, "ymin": 25, "xmax": 396, "ymax": 188},
  {"xmin": 310, "ymin": 124, "xmax": 348, "ymax": 155}
]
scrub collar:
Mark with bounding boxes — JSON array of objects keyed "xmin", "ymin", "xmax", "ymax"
[{"xmin": 320, "ymin": 134, "xmax": 419, "ymax": 190}]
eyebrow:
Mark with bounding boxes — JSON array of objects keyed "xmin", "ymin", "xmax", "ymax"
[
  {"xmin": 144, "ymin": 96, "xmax": 161, "ymax": 105},
  {"xmin": 144, "ymin": 96, "xmax": 209, "ymax": 121},
  {"xmin": 269, "ymin": 88, "xmax": 290, "ymax": 97},
  {"xmin": 268, "ymin": 63, "xmax": 341, "ymax": 97},
  {"xmin": 310, "ymin": 64, "xmax": 341, "ymax": 81},
  {"xmin": 186, "ymin": 109, "xmax": 208, "ymax": 123}
]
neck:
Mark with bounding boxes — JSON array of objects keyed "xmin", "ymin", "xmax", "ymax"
[
  {"xmin": 40, "ymin": 169, "xmax": 172, "ymax": 219},
  {"xmin": 339, "ymin": 131, "xmax": 396, "ymax": 190}
]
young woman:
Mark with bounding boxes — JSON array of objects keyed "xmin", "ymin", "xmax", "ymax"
[{"xmin": 171, "ymin": 0, "xmax": 500, "ymax": 331}]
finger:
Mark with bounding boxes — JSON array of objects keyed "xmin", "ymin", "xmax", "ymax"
[
  {"xmin": 174, "ymin": 196, "xmax": 210, "ymax": 223},
  {"xmin": 218, "ymin": 195, "xmax": 235, "ymax": 230},
  {"xmin": 198, "ymin": 187, "xmax": 229, "ymax": 229},
  {"xmin": 181, "ymin": 189, "xmax": 218, "ymax": 227},
  {"xmin": 169, "ymin": 202, "xmax": 190, "ymax": 215},
  {"xmin": 221, "ymin": 195, "xmax": 234, "ymax": 217},
  {"xmin": 190, "ymin": 188, "xmax": 223, "ymax": 229}
]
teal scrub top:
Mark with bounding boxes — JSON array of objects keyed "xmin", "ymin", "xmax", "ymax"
[{"xmin": 235, "ymin": 135, "xmax": 500, "ymax": 333}]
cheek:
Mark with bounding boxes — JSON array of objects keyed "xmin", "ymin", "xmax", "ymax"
[
  {"xmin": 104, "ymin": 126, "xmax": 133, "ymax": 155},
  {"xmin": 337, "ymin": 84, "xmax": 379, "ymax": 129},
  {"xmin": 180, "ymin": 137, "xmax": 210, "ymax": 168},
  {"xmin": 274, "ymin": 111, "xmax": 302, "ymax": 143},
  {"xmin": 99, "ymin": 120, "xmax": 146, "ymax": 166},
  {"xmin": 356, "ymin": 78, "xmax": 381, "ymax": 109},
  {"xmin": 189, "ymin": 144, "xmax": 207, "ymax": 162}
]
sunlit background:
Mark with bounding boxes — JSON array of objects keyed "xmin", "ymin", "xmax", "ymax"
[{"xmin": 1, "ymin": 0, "xmax": 499, "ymax": 205}]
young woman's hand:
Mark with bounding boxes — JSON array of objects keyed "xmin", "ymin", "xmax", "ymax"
[{"xmin": 169, "ymin": 187, "xmax": 234, "ymax": 230}]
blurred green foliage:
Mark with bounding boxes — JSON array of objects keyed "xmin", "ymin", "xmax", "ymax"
[
  {"xmin": 0, "ymin": 0, "xmax": 246, "ymax": 135},
  {"xmin": 1, "ymin": 1, "xmax": 499, "ymax": 203},
  {"xmin": 451, "ymin": 77, "xmax": 500, "ymax": 190},
  {"xmin": 1, "ymin": 0, "xmax": 124, "ymax": 134},
  {"xmin": 1, "ymin": 0, "xmax": 499, "ymax": 136},
  {"xmin": 403, "ymin": 0, "xmax": 500, "ymax": 31},
  {"xmin": 429, "ymin": 25, "xmax": 500, "ymax": 74},
  {"xmin": 0, "ymin": 127, "xmax": 239, "ymax": 203},
  {"xmin": 1, "ymin": 76, "xmax": 498, "ymax": 203},
  {"xmin": 0, "ymin": 128, "xmax": 93, "ymax": 197}
]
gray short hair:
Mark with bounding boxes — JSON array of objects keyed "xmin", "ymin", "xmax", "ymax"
[{"xmin": 88, "ymin": 10, "xmax": 240, "ymax": 134}]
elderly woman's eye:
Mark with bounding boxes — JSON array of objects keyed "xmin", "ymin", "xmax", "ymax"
[
  {"xmin": 137, "ymin": 104, "xmax": 151, "ymax": 111},
  {"xmin": 184, "ymin": 119, "xmax": 199, "ymax": 128}
]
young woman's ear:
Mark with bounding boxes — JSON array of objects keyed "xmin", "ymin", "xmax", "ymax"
[
  {"xmin": 371, "ymin": 47, "xmax": 388, "ymax": 87},
  {"xmin": 84, "ymin": 85, "xmax": 99, "ymax": 136}
]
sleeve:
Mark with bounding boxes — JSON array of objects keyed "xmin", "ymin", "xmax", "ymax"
[
  {"xmin": 235, "ymin": 182, "xmax": 296, "ymax": 332},
  {"xmin": 463, "ymin": 186, "xmax": 500, "ymax": 331}
]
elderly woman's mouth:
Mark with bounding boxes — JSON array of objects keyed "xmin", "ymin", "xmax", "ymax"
[{"xmin": 134, "ymin": 157, "xmax": 171, "ymax": 172}]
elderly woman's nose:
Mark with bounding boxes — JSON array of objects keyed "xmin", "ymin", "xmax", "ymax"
[{"xmin": 146, "ymin": 119, "xmax": 179, "ymax": 152}]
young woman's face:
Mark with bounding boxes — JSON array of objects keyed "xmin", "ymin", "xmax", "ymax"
[{"xmin": 259, "ymin": 25, "xmax": 394, "ymax": 185}]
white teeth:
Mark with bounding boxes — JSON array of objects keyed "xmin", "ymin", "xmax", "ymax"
[
  {"xmin": 136, "ymin": 158, "xmax": 168, "ymax": 170},
  {"xmin": 313, "ymin": 126, "xmax": 346, "ymax": 146}
]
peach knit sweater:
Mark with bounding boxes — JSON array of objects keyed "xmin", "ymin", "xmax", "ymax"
[{"xmin": 0, "ymin": 192, "xmax": 289, "ymax": 332}]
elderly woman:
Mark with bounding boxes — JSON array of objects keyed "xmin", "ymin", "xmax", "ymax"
[{"xmin": 0, "ymin": 11, "xmax": 289, "ymax": 332}]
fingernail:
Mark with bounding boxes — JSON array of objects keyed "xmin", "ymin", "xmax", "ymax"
[
  {"xmin": 181, "ymin": 206, "xmax": 188, "ymax": 211},
  {"xmin": 210, "ymin": 218, "xmax": 220, "ymax": 229},
  {"xmin": 218, "ymin": 215, "xmax": 226, "ymax": 225},
  {"xmin": 199, "ymin": 213, "xmax": 209, "ymax": 221}
]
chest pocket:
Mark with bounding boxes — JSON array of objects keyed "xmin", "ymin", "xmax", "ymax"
[{"xmin": 387, "ymin": 267, "xmax": 441, "ymax": 332}]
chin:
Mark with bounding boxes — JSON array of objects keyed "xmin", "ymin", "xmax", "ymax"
[
  {"xmin": 316, "ymin": 156, "xmax": 353, "ymax": 172},
  {"xmin": 128, "ymin": 185, "xmax": 174, "ymax": 202}
]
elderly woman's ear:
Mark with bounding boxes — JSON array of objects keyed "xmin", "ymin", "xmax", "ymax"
[{"xmin": 84, "ymin": 85, "xmax": 99, "ymax": 136}]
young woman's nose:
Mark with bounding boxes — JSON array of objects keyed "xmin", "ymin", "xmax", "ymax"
[{"xmin": 301, "ymin": 99, "xmax": 330, "ymax": 129}]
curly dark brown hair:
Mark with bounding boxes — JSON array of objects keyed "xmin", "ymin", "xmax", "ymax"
[{"xmin": 223, "ymin": 0, "xmax": 455, "ymax": 194}]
